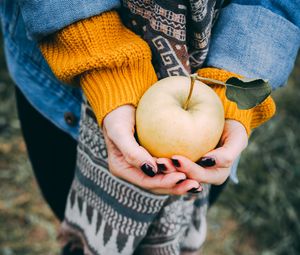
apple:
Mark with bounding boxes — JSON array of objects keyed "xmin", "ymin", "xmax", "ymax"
[{"xmin": 136, "ymin": 76, "xmax": 224, "ymax": 162}]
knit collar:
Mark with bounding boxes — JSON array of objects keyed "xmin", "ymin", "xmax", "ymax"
[{"xmin": 121, "ymin": 0, "xmax": 223, "ymax": 77}]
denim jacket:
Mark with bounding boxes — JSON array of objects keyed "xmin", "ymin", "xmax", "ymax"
[{"xmin": 1, "ymin": 0, "xmax": 299, "ymax": 182}]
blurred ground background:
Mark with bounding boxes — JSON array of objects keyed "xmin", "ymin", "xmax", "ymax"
[{"xmin": 0, "ymin": 36, "xmax": 299, "ymax": 255}]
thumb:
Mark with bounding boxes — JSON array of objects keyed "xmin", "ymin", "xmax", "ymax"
[
  {"xmin": 203, "ymin": 146, "xmax": 237, "ymax": 168},
  {"xmin": 202, "ymin": 132, "xmax": 246, "ymax": 168},
  {"xmin": 112, "ymin": 130, "xmax": 158, "ymax": 176},
  {"xmin": 201, "ymin": 119, "xmax": 247, "ymax": 168}
]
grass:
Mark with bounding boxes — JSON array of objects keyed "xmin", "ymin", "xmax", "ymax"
[
  {"xmin": 0, "ymin": 36, "xmax": 299, "ymax": 255},
  {"xmin": 0, "ymin": 41, "xmax": 60, "ymax": 255},
  {"xmin": 216, "ymin": 58, "xmax": 300, "ymax": 255}
]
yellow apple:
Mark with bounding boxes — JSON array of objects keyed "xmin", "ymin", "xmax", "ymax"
[{"xmin": 136, "ymin": 76, "xmax": 224, "ymax": 162}]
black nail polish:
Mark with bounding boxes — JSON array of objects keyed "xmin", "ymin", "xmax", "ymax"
[
  {"xmin": 197, "ymin": 157, "xmax": 216, "ymax": 167},
  {"xmin": 188, "ymin": 187, "xmax": 201, "ymax": 194},
  {"xmin": 176, "ymin": 179, "xmax": 186, "ymax": 185},
  {"xmin": 157, "ymin": 163, "xmax": 167, "ymax": 172},
  {"xmin": 171, "ymin": 159, "xmax": 181, "ymax": 167},
  {"xmin": 141, "ymin": 163, "xmax": 156, "ymax": 177},
  {"xmin": 134, "ymin": 131, "xmax": 140, "ymax": 144}
]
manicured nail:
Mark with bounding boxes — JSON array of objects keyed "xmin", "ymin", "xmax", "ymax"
[
  {"xmin": 171, "ymin": 159, "xmax": 181, "ymax": 167},
  {"xmin": 141, "ymin": 163, "xmax": 156, "ymax": 177},
  {"xmin": 176, "ymin": 179, "xmax": 186, "ymax": 184},
  {"xmin": 188, "ymin": 187, "xmax": 199, "ymax": 193},
  {"xmin": 157, "ymin": 163, "xmax": 167, "ymax": 172},
  {"xmin": 188, "ymin": 188, "xmax": 202, "ymax": 194},
  {"xmin": 134, "ymin": 131, "xmax": 140, "ymax": 144},
  {"xmin": 197, "ymin": 185, "xmax": 203, "ymax": 192},
  {"xmin": 197, "ymin": 157, "xmax": 216, "ymax": 167}
]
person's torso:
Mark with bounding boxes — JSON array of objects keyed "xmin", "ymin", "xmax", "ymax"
[{"xmin": 0, "ymin": 0, "xmax": 223, "ymax": 139}]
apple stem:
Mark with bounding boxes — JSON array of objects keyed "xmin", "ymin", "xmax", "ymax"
[
  {"xmin": 183, "ymin": 74, "xmax": 227, "ymax": 110},
  {"xmin": 183, "ymin": 75, "xmax": 197, "ymax": 110}
]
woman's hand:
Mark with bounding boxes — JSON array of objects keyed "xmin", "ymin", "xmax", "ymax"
[
  {"xmin": 103, "ymin": 104, "xmax": 157, "ymax": 176},
  {"xmin": 102, "ymin": 105, "xmax": 200, "ymax": 195},
  {"xmin": 158, "ymin": 120, "xmax": 248, "ymax": 186}
]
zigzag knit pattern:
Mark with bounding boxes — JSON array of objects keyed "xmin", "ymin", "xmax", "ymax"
[{"xmin": 59, "ymin": 101, "xmax": 210, "ymax": 255}]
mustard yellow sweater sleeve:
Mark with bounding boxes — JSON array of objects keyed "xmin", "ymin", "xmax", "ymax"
[
  {"xmin": 39, "ymin": 11, "xmax": 275, "ymax": 133},
  {"xmin": 39, "ymin": 11, "xmax": 157, "ymax": 126},
  {"xmin": 198, "ymin": 68, "xmax": 276, "ymax": 135}
]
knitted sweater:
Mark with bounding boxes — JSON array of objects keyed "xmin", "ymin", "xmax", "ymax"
[{"xmin": 40, "ymin": 10, "xmax": 275, "ymax": 135}]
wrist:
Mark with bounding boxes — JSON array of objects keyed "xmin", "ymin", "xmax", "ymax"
[
  {"xmin": 81, "ymin": 57, "xmax": 157, "ymax": 126},
  {"xmin": 225, "ymin": 119, "xmax": 248, "ymax": 139},
  {"xmin": 103, "ymin": 104, "xmax": 135, "ymax": 132}
]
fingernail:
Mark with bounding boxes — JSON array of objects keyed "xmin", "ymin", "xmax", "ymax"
[
  {"xmin": 141, "ymin": 163, "xmax": 156, "ymax": 177},
  {"xmin": 176, "ymin": 179, "xmax": 186, "ymax": 184},
  {"xmin": 171, "ymin": 159, "xmax": 181, "ymax": 167},
  {"xmin": 157, "ymin": 163, "xmax": 167, "ymax": 172},
  {"xmin": 197, "ymin": 185, "xmax": 203, "ymax": 192},
  {"xmin": 197, "ymin": 157, "xmax": 216, "ymax": 167},
  {"xmin": 188, "ymin": 186, "xmax": 202, "ymax": 193},
  {"xmin": 134, "ymin": 131, "xmax": 140, "ymax": 144}
]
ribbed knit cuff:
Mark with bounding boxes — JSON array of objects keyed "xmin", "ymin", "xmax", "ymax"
[
  {"xmin": 250, "ymin": 96, "xmax": 276, "ymax": 129},
  {"xmin": 198, "ymin": 68, "xmax": 276, "ymax": 135},
  {"xmin": 209, "ymin": 85, "xmax": 253, "ymax": 135},
  {"xmin": 39, "ymin": 10, "xmax": 158, "ymax": 126},
  {"xmin": 81, "ymin": 60, "xmax": 157, "ymax": 126}
]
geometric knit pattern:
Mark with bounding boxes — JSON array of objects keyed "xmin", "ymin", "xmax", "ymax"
[
  {"xmin": 57, "ymin": 1, "xmax": 223, "ymax": 252},
  {"xmin": 59, "ymin": 100, "xmax": 210, "ymax": 255},
  {"xmin": 121, "ymin": 0, "xmax": 223, "ymax": 78}
]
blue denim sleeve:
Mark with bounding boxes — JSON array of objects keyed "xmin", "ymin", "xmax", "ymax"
[
  {"xmin": 18, "ymin": 0, "xmax": 121, "ymax": 41},
  {"xmin": 205, "ymin": 2, "xmax": 300, "ymax": 89}
]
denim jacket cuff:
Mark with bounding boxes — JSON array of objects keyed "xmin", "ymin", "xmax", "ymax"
[
  {"xmin": 19, "ymin": 0, "xmax": 120, "ymax": 41},
  {"xmin": 205, "ymin": 3, "xmax": 300, "ymax": 90}
]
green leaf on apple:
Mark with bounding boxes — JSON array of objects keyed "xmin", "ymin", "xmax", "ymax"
[
  {"xmin": 193, "ymin": 75, "xmax": 272, "ymax": 110},
  {"xmin": 225, "ymin": 77, "xmax": 272, "ymax": 110}
]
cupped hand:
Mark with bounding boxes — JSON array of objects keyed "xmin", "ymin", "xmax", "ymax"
[
  {"xmin": 158, "ymin": 120, "xmax": 248, "ymax": 186},
  {"xmin": 102, "ymin": 105, "xmax": 200, "ymax": 195},
  {"xmin": 103, "ymin": 104, "xmax": 157, "ymax": 175}
]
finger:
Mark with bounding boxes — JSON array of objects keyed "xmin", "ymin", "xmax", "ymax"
[
  {"xmin": 110, "ymin": 155, "xmax": 201, "ymax": 195},
  {"xmin": 202, "ymin": 131, "xmax": 247, "ymax": 169},
  {"xmin": 141, "ymin": 172, "xmax": 188, "ymax": 190},
  {"xmin": 156, "ymin": 158, "xmax": 177, "ymax": 174},
  {"xmin": 103, "ymin": 105, "xmax": 157, "ymax": 176},
  {"xmin": 198, "ymin": 119, "xmax": 248, "ymax": 168},
  {"xmin": 201, "ymin": 148, "xmax": 235, "ymax": 168},
  {"xmin": 172, "ymin": 179, "xmax": 202, "ymax": 195},
  {"xmin": 105, "ymin": 131, "xmax": 190, "ymax": 193},
  {"xmin": 171, "ymin": 156, "xmax": 230, "ymax": 185},
  {"xmin": 152, "ymin": 179, "xmax": 202, "ymax": 195},
  {"xmin": 111, "ymin": 160, "xmax": 187, "ymax": 190},
  {"xmin": 105, "ymin": 126, "xmax": 158, "ymax": 176}
]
